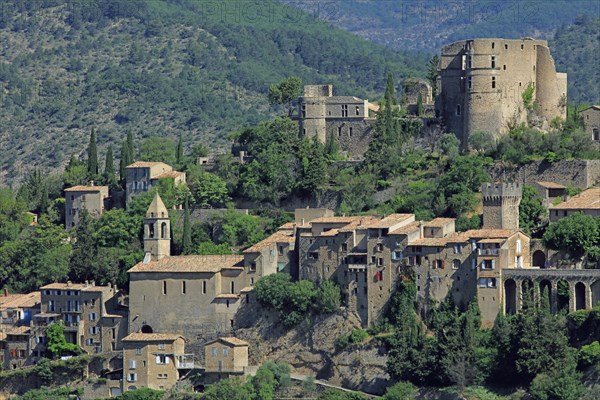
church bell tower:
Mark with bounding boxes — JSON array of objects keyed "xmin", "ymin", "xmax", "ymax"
[{"xmin": 144, "ymin": 193, "xmax": 171, "ymax": 261}]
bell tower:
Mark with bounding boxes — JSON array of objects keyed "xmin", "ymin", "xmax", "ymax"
[{"xmin": 144, "ymin": 193, "xmax": 171, "ymax": 261}]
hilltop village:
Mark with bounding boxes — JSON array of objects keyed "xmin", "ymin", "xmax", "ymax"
[{"xmin": 1, "ymin": 38, "xmax": 600, "ymax": 399}]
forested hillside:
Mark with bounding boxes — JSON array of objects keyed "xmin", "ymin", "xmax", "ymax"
[
  {"xmin": 287, "ymin": 1, "xmax": 600, "ymax": 104},
  {"xmin": 0, "ymin": 0, "xmax": 427, "ymax": 185}
]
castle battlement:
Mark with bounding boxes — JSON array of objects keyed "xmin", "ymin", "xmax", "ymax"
[{"xmin": 482, "ymin": 182, "xmax": 523, "ymax": 200}]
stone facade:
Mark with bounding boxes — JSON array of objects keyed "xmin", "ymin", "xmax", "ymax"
[
  {"xmin": 482, "ymin": 182, "xmax": 522, "ymax": 230},
  {"xmin": 122, "ymin": 333, "xmax": 190, "ymax": 392},
  {"xmin": 204, "ymin": 337, "xmax": 248, "ymax": 374},
  {"xmin": 298, "ymin": 85, "xmax": 375, "ymax": 158},
  {"xmin": 125, "ymin": 162, "xmax": 185, "ymax": 207},
  {"xmin": 581, "ymin": 106, "xmax": 600, "ymax": 142},
  {"xmin": 533, "ymin": 181, "xmax": 567, "ymax": 209},
  {"xmin": 65, "ymin": 185, "xmax": 109, "ymax": 230},
  {"xmin": 437, "ymin": 38, "xmax": 567, "ymax": 146}
]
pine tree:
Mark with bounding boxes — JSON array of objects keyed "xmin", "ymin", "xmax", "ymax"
[
  {"xmin": 182, "ymin": 198, "xmax": 192, "ymax": 255},
  {"xmin": 87, "ymin": 128, "xmax": 98, "ymax": 178},
  {"xmin": 103, "ymin": 145, "xmax": 116, "ymax": 187},
  {"xmin": 126, "ymin": 129, "xmax": 135, "ymax": 162},
  {"xmin": 176, "ymin": 133, "xmax": 184, "ymax": 167}
]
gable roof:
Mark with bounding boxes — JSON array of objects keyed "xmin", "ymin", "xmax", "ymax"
[
  {"xmin": 123, "ymin": 333, "xmax": 184, "ymax": 342},
  {"xmin": 126, "ymin": 161, "xmax": 171, "ymax": 169},
  {"xmin": 64, "ymin": 185, "xmax": 107, "ymax": 192},
  {"xmin": 152, "ymin": 171, "xmax": 185, "ymax": 180},
  {"xmin": 243, "ymin": 230, "xmax": 295, "ymax": 253},
  {"xmin": 423, "ymin": 218, "xmax": 455, "ymax": 228},
  {"xmin": 128, "ymin": 255, "xmax": 244, "ymax": 273},
  {"xmin": 205, "ymin": 337, "xmax": 249, "ymax": 347}
]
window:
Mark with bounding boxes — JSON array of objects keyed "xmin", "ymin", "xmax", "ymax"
[
  {"xmin": 161, "ymin": 222, "xmax": 167, "ymax": 238},
  {"xmin": 492, "ymin": 42, "xmax": 495, "ymax": 49},
  {"xmin": 491, "ymin": 77, "xmax": 496, "ymax": 89},
  {"xmin": 89, "ymin": 326, "xmax": 99, "ymax": 335},
  {"xmin": 453, "ymin": 259, "xmax": 461, "ymax": 270},
  {"xmin": 158, "ymin": 373, "xmax": 168, "ymax": 379},
  {"xmin": 341, "ymin": 104, "xmax": 348, "ymax": 117},
  {"xmin": 127, "ymin": 373, "xmax": 137, "ymax": 382},
  {"xmin": 156, "ymin": 355, "xmax": 168, "ymax": 364},
  {"xmin": 202, "ymin": 281, "xmax": 207, "ymax": 294},
  {"xmin": 479, "ymin": 278, "xmax": 497, "ymax": 288},
  {"xmin": 377, "ymin": 258, "xmax": 383, "ymax": 266},
  {"xmin": 89, "ymin": 313, "xmax": 97, "ymax": 321},
  {"xmin": 163, "ymin": 281, "xmax": 167, "ymax": 295},
  {"xmin": 222, "ymin": 347, "xmax": 229, "ymax": 356},
  {"xmin": 48, "ymin": 300, "xmax": 55, "ymax": 312},
  {"xmin": 503, "ymin": 65, "xmax": 506, "ymax": 70},
  {"xmin": 182, "ymin": 281, "xmax": 186, "ymax": 294},
  {"xmin": 467, "ymin": 77, "xmax": 472, "ymax": 90},
  {"xmin": 307, "ymin": 252, "xmax": 319, "ymax": 260},
  {"xmin": 376, "ymin": 243, "xmax": 383, "ymax": 252},
  {"xmin": 491, "ymin": 56, "xmax": 496, "ymax": 68},
  {"xmin": 337, "ymin": 126, "xmax": 342, "ymax": 137},
  {"xmin": 129, "ymin": 360, "xmax": 136, "ymax": 369},
  {"xmin": 112, "ymin": 328, "xmax": 116, "ymax": 340},
  {"xmin": 135, "ymin": 347, "xmax": 142, "ymax": 355},
  {"xmin": 453, "ymin": 245, "xmax": 461, "ymax": 254},
  {"xmin": 392, "ymin": 251, "xmax": 402, "ymax": 260},
  {"xmin": 593, "ymin": 128, "xmax": 599, "ymax": 141},
  {"xmin": 467, "ymin": 55, "xmax": 472, "ymax": 69},
  {"xmin": 461, "ymin": 55, "xmax": 466, "ymax": 70},
  {"xmin": 211, "ymin": 347, "xmax": 217, "ymax": 357},
  {"xmin": 86, "ymin": 338, "xmax": 94, "ymax": 345},
  {"xmin": 301, "ymin": 104, "xmax": 306, "ymax": 118},
  {"xmin": 504, "ymin": 44, "xmax": 508, "ymax": 49},
  {"xmin": 456, "ymin": 105, "xmax": 461, "ymax": 116},
  {"xmin": 36, "ymin": 336, "xmax": 45, "ymax": 344},
  {"xmin": 521, "ymin": 44, "xmax": 524, "ymax": 50},
  {"xmin": 158, "ymin": 343, "xmax": 165, "ymax": 350},
  {"xmin": 349, "ymin": 127, "xmax": 353, "ymax": 136},
  {"xmin": 91, "ymin": 298, "xmax": 96, "ymax": 307},
  {"xmin": 341, "ymin": 243, "xmax": 348, "ymax": 252},
  {"xmin": 481, "ymin": 260, "xmax": 495, "ymax": 269},
  {"xmin": 278, "ymin": 245, "xmax": 283, "ymax": 256}
]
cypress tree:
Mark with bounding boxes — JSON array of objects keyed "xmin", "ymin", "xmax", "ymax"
[
  {"xmin": 182, "ymin": 198, "xmax": 192, "ymax": 255},
  {"xmin": 126, "ymin": 129, "xmax": 134, "ymax": 162},
  {"xmin": 104, "ymin": 145, "xmax": 116, "ymax": 186},
  {"xmin": 119, "ymin": 140, "xmax": 130, "ymax": 183},
  {"xmin": 87, "ymin": 128, "xmax": 98, "ymax": 177},
  {"xmin": 176, "ymin": 133, "xmax": 184, "ymax": 167},
  {"xmin": 384, "ymin": 72, "xmax": 396, "ymax": 107}
]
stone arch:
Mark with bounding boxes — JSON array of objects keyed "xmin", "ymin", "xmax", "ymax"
[
  {"xmin": 557, "ymin": 280, "xmax": 570, "ymax": 311},
  {"xmin": 575, "ymin": 282, "xmax": 586, "ymax": 310},
  {"xmin": 141, "ymin": 324, "xmax": 153, "ymax": 334},
  {"xmin": 592, "ymin": 280, "xmax": 600, "ymax": 307},
  {"xmin": 532, "ymin": 250, "xmax": 546, "ymax": 268},
  {"xmin": 504, "ymin": 279, "xmax": 517, "ymax": 315},
  {"xmin": 539, "ymin": 279, "xmax": 552, "ymax": 308}
]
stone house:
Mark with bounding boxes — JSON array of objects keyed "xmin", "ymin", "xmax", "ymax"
[
  {"xmin": 581, "ymin": 106, "xmax": 600, "ymax": 142},
  {"xmin": 548, "ymin": 187, "xmax": 600, "ymax": 222},
  {"xmin": 298, "ymin": 85, "xmax": 376, "ymax": 158},
  {"xmin": 534, "ymin": 181, "xmax": 567, "ymax": 208},
  {"xmin": 64, "ymin": 185, "xmax": 109, "ymax": 230},
  {"xmin": 122, "ymin": 333, "xmax": 192, "ymax": 392},
  {"xmin": 203, "ymin": 337, "xmax": 248, "ymax": 382},
  {"xmin": 125, "ymin": 162, "xmax": 186, "ymax": 207},
  {"xmin": 36, "ymin": 281, "xmax": 127, "ymax": 355},
  {"xmin": 437, "ymin": 38, "xmax": 567, "ymax": 147},
  {"xmin": 0, "ymin": 327, "xmax": 30, "ymax": 370},
  {"xmin": 0, "ymin": 292, "xmax": 41, "ymax": 369}
]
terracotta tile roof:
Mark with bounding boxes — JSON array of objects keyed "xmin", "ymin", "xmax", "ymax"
[
  {"xmin": 550, "ymin": 187, "xmax": 600, "ymax": 210},
  {"xmin": 536, "ymin": 181, "xmax": 566, "ymax": 189},
  {"xmin": 205, "ymin": 337, "xmax": 248, "ymax": 347},
  {"xmin": 0, "ymin": 292, "xmax": 40, "ymax": 309},
  {"xmin": 128, "ymin": 255, "xmax": 244, "ymax": 273},
  {"xmin": 243, "ymin": 230, "xmax": 295, "ymax": 253},
  {"xmin": 123, "ymin": 333, "xmax": 184, "ymax": 342},
  {"xmin": 389, "ymin": 221, "xmax": 421, "ymax": 235},
  {"xmin": 363, "ymin": 214, "xmax": 414, "ymax": 229},
  {"xmin": 152, "ymin": 171, "xmax": 185, "ymax": 179},
  {"xmin": 145, "ymin": 193, "xmax": 169, "ymax": 218},
  {"xmin": 319, "ymin": 228, "xmax": 340, "ymax": 237},
  {"xmin": 310, "ymin": 216, "xmax": 365, "ymax": 224},
  {"xmin": 279, "ymin": 222, "xmax": 296, "ymax": 230},
  {"xmin": 409, "ymin": 237, "xmax": 453, "ymax": 247},
  {"xmin": 126, "ymin": 161, "xmax": 171, "ymax": 168},
  {"xmin": 462, "ymin": 229, "xmax": 518, "ymax": 239},
  {"xmin": 445, "ymin": 234, "xmax": 470, "ymax": 243},
  {"xmin": 40, "ymin": 282, "xmax": 111, "ymax": 292},
  {"xmin": 4, "ymin": 326, "xmax": 30, "ymax": 335},
  {"xmin": 64, "ymin": 185, "xmax": 107, "ymax": 192},
  {"xmin": 424, "ymin": 218, "xmax": 455, "ymax": 228},
  {"xmin": 478, "ymin": 238, "xmax": 506, "ymax": 243},
  {"xmin": 338, "ymin": 216, "xmax": 380, "ymax": 232}
]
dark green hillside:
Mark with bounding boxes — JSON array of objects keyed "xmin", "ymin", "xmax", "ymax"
[
  {"xmin": 551, "ymin": 16, "xmax": 600, "ymax": 105},
  {"xmin": 0, "ymin": 0, "xmax": 427, "ymax": 185}
]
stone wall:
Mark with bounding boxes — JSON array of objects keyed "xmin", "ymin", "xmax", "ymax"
[
  {"xmin": 486, "ymin": 159, "xmax": 600, "ymax": 189},
  {"xmin": 325, "ymin": 119, "xmax": 375, "ymax": 158}
]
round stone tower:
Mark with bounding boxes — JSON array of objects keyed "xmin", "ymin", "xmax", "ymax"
[{"xmin": 482, "ymin": 182, "xmax": 522, "ymax": 230}]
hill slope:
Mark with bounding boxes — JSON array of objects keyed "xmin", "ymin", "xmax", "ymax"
[
  {"xmin": 0, "ymin": 0, "xmax": 427, "ymax": 185},
  {"xmin": 286, "ymin": 0, "xmax": 600, "ymax": 104}
]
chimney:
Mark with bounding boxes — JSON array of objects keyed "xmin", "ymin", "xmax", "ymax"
[
  {"xmin": 67, "ymin": 281, "xmax": 72, "ymax": 287},
  {"xmin": 91, "ymin": 280, "xmax": 95, "ymax": 287},
  {"xmin": 90, "ymin": 180, "xmax": 94, "ymax": 186},
  {"xmin": 85, "ymin": 280, "xmax": 89, "ymax": 287},
  {"xmin": 4, "ymin": 288, "xmax": 8, "ymax": 297}
]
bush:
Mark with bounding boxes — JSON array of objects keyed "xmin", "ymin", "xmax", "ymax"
[
  {"xmin": 579, "ymin": 341, "xmax": 600, "ymax": 367},
  {"xmin": 383, "ymin": 381, "xmax": 417, "ymax": 400},
  {"xmin": 335, "ymin": 334, "xmax": 350, "ymax": 351},
  {"xmin": 114, "ymin": 388, "xmax": 164, "ymax": 400},
  {"xmin": 314, "ymin": 280, "xmax": 341, "ymax": 314},
  {"xmin": 349, "ymin": 329, "xmax": 369, "ymax": 344}
]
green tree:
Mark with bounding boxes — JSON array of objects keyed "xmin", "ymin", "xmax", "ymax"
[
  {"xmin": 45, "ymin": 321, "xmax": 80, "ymax": 359},
  {"xmin": 175, "ymin": 133, "xmax": 184, "ymax": 167},
  {"xmin": 94, "ymin": 209, "xmax": 141, "ymax": 248},
  {"xmin": 139, "ymin": 136, "xmax": 176, "ymax": 165},
  {"xmin": 519, "ymin": 185, "xmax": 546, "ymax": 235},
  {"xmin": 35, "ymin": 358, "xmax": 54, "ymax": 385},
  {"xmin": 87, "ymin": 128, "xmax": 98, "ymax": 178},
  {"xmin": 103, "ymin": 145, "xmax": 117, "ymax": 188},
  {"xmin": 115, "ymin": 388, "xmax": 164, "ymax": 400},
  {"xmin": 268, "ymin": 76, "xmax": 302, "ymax": 116},
  {"xmin": 119, "ymin": 140, "xmax": 131, "ymax": 184},
  {"xmin": 543, "ymin": 213, "xmax": 600, "ymax": 258},
  {"xmin": 297, "ymin": 137, "xmax": 327, "ymax": 197},
  {"xmin": 529, "ymin": 357, "xmax": 584, "ymax": 400},
  {"xmin": 189, "ymin": 170, "xmax": 230, "ymax": 208},
  {"xmin": 63, "ymin": 156, "xmax": 88, "ymax": 187},
  {"xmin": 255, "ymin": 273, "xmax": 293, "ymax": 310},
  {"xmin": 382, "ymin": 381, "xmax": 417, "ymax": 400},
  {"xmin": 439, "ymin": 133, "xmax": 460, "ymax": 159},
  {"xmin": 203, "ymin": 377, "xmax": 254, "ymax": 400},
  {"xmin": 126, "ymin": 129, "xmax": 135, "ymax": 162},
  {"xmin": 314, "ymin": 280, "xmax": 341, "ymax": 313},
  {"xmin": 69, "ymin": 209, "xmax": 98, "ymax": 282},
  {"xmin": 427, "ymin": 54, "xmax": 440, "ymax": 97},
  {"xmin": 469, "ymin": 131, "xmax": 496, "ymax": 154}
]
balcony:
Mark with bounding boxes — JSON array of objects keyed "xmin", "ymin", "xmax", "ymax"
[
  {"xmin": 348, "ymin": 264, "xmax": 367, "ymax": 270},
  {"xmin": 478, "ymin": 248, "xmax": 499, "ymax": 256},
  {"xmin": 63, "ymin": 306, "xmax": 82, "ymax": 313},
  {"xmin": 175, "ymin": 354, "xmax": 195, "ymax": 369}
]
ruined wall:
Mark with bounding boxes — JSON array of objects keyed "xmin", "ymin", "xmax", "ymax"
[{"xmin": 325, "ymin": 119, "xmax": 375, "ymax": 158}]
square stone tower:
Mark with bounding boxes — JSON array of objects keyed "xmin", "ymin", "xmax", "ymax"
[{"xmin": 482, "ymin": 182, "xmax": 522, "ymax": 230}]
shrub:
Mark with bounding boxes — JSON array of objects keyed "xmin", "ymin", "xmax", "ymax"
[
  {"xmin": 383, "ymin": 381, "xmax": 417, "ymax": 400},
  {"xmin": 349, "ymin": 329, "xmax": 369, "ymax": 344},
  {"xmin": 314, "ymin": 280, "xmax": 341, "ymax": 314},
  {"xmin": 579, "ymin": 341, "xmax": 600, "ymax": 367}
]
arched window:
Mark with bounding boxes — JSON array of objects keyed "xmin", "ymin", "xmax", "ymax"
[
  {"xmin": 149, "ymin": 223, "xmax": 155, "ymax": 238},
  {"xmin": 161, "ymin": 222, "xmax": 167, "ymax": 238}
]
